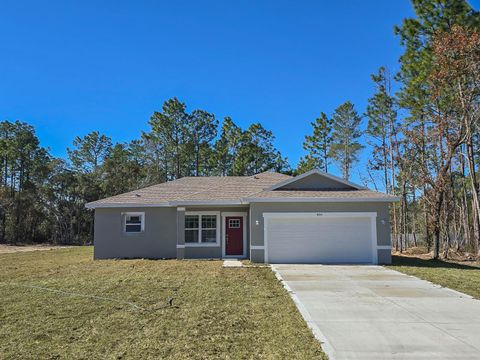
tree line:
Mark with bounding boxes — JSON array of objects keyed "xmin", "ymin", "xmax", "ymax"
[
  {"xmin": 296, "ymin": 0, "xmax": 480, "ymax": 258},
  {"xmin": 0, "ymin": 94, "xmax": 371, "ymax": 246},
  {"xmin": 0, "ymin": 102, "xmax": 291, "ymax": 245},
  {"xmin": 1, "ymin": 0, "xmax": 479, "ymax": 260}
]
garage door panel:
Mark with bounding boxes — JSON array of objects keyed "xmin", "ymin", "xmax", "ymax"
[{"xmin": 266, "ymin": 215, "xmax": 374, "ymax": 264}]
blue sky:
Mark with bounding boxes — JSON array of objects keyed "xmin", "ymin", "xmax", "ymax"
[{"xmin": 1, "ymin": 1, "xmax": 478, "ymax": 182}]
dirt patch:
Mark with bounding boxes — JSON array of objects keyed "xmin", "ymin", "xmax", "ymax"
[{"xmin": 0, "ymin": 244, "xmax": 73, "ymax": 254}]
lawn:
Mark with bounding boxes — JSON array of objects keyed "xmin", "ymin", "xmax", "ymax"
[
  {"xmin": 0, "ymin": 247, "xmax": 326, "ymax": 360},
  {"xmin": 387, "ymin": 255, "xmax": 480, "ymax": 299}
]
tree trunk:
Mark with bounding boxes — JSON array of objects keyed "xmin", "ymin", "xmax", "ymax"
[
  {"xmin": 412, "ymin": 187, "xmax": 418, "ymax": 247},
  {"xmin": 423, "ymin": 186, "xmax": 431, "ymax": 251},
  {"xmin": 402, "ymin": 180, "xmax": 408, "ymax": 251},
  {"xmin": 433, "ymin": 190, "xmax": 445, "ymax": 260},
  {"xmin": 466, "ymin": 139, "xmax": 480, "ymax": 252},
  {"xmin": 382, "ymin": 137, "xmax": 389, "ymax": 193},
  {"xmin": 196, "ymin": 143, "xmax": 200, "ymax": 177},
  {"xmin": 460, "ymin": 147, "xmax": 471, "ymax": 249}
]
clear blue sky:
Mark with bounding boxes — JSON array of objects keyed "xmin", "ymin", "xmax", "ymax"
[{"xmin": 1, "ymin": 1, "xmax": 478, "ymax": 182}]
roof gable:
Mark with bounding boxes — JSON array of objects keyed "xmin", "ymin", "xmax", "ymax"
[{"xmin": 268, "ymin": 169, "xmax": 366, "ymax": 191}]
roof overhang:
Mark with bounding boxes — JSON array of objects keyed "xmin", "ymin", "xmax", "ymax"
[
  {"xmin": 85, "ymin": 202, "xmax": 171, "ymax": 209},
  {"xmin": 244, "ymin": 196, "xmax": 400, "ymax": 203},
  {"xmin": 86, "ymin": 200, "xmax": 248, "ymax": 209},
  {"xmin": 169, "ymin": 200, "xmax": 247, "ymax": 206},
  {"xmin": 86, "ymin": 196, "xmax": 399, "ymax": 209}
]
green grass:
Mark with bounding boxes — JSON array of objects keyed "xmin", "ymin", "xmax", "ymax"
[
  {"xmin": 387, "ymin": 255, "xmax": 480, "ymax": 299},
  {"xmin": 0, "ymin": 247, "xmax": 326, "ymax": 360}
]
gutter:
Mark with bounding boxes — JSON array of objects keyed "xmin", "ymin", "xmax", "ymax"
[
  {"xmin": 169, "ymin": 200, "xmax": 248, "ymax": 206},
  {"xmin": 243, "ymin": 196, "xmax": 400, "ymax": 203},
  {"xmin": 85, "ymin": 202, "xmax": 171, "ymax": 209},
  {"xmin": 85, "ymin": 196, "xmax": 399, "ymax": 209}
]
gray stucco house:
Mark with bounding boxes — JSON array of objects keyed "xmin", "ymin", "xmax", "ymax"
[{"xmin": 86, "ymin": 169, "xmax": 398, "ymax": 264}]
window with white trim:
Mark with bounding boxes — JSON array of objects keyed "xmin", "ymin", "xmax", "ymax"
[
  {"xmin": 185, "ymin": 212, "xmax": 219, "ymax": 245},
  {"xmin": 124, "ymin": 212, "xmax": 144, "ymax": 233}
]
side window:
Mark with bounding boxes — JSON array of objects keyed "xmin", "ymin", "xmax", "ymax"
[{"xmin": 124, "ymin": 212, "xmax": 145, "ymax": 233}]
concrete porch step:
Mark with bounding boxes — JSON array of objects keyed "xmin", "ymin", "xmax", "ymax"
[{"xmin": 222, "ymin": 259, "xmax": 244, "ymax": 268}]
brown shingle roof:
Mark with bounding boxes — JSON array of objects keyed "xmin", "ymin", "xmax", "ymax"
[
  {"xmin": 245, "ymin": 189, "xmax": 399, "ymax": 201},
  {"xmin": 86, "ymin": 171, "xmax": 398, "ymax": 208},
  {"xmin": 86, "ymin": 171, "xmax": 292, "ymax": 207}
]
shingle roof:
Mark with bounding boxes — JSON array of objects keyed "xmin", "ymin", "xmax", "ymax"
[
  {"xmin": 86, "ymin": 171, "xmax": 292, "ymax": 207},
  {"xmin": 86, "ymin": 171, "xmax": 398, "ymax": 208},
  {"xmin": 245, "ymin": 189, "xmax": 399, "ymax": 201}
]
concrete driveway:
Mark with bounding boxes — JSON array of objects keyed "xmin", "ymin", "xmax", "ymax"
[{"xmin": 273, "ymin": 264, "xmax": 480, "ymax": 360}]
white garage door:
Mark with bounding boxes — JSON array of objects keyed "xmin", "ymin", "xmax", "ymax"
[{"xmin": 265, "ymin": 213, "xmax": 376, "ymax": 264}]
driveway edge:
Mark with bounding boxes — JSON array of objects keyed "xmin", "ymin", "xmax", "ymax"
[{"xmin": 271, "ymin": 265, "xmax": 336, "ymax": 360}]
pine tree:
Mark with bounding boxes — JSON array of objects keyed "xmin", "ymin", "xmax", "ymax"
[
  {"xmin": 395, "ymin": 0, "xmax": 480, "ymax": 258},
  {"xmin": 147, "ymin": 98, "xmax": 189, "ymax": 180},
  {"xmin": 187, "ymin": 109, "xmax": 217, "ymax": 176},
  {"xmin": 329, "ymin": 102, "xmax": 364, "ymax": 180},
  {"xmin": 211, "ymin": 117, "xmax": 243, "ymax": 176},
  {"xmin": 365, "ymin": 67, "xmax": 398, "ymax": 193},
  {"xmin": 299, "ymin": 112, "xmax": 332, "ymax": 173},
  {"xmin": 235, "ymin": 123, "xmax": 288, "ymax": 175},
  {"xmin": 67, "ymin": 131, "xmax": 112, "ymax": 173}
]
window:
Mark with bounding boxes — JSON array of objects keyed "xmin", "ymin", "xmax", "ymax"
[
  {"xmin": 124, "ymin": 212, "xmax": 144, "ymax": 233},
  {"xmin": 185, "ymin": 212, "xmax": 219, "ymax": 246},
  {"xmin": 228, "ymin": 219, "xmax": 241, "ymax": 228},
  {"xmin": 185, "ymin": 215, "xmax": 199, "ymax": 243}
]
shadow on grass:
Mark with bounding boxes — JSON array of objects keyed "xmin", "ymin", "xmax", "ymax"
[{"xmin": 391, "ymin": 255, "xmax": 480, "ymax": 271}]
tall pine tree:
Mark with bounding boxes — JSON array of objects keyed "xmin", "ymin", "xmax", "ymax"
[
  {"xmin": 329, "ymin": 101, "xmax": 364, "ymax": 180},
  {"xmin": 365, "ymin": 67, "xmax": 398, "ymax": 193},
  {"xmin": 297, "ymin": 112, "xmax": 332, "ymax": 174}
]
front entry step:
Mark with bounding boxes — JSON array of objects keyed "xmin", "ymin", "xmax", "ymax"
[{"xmin": 222, "ymin": 259, "xmax": 243, "ymax": 268}]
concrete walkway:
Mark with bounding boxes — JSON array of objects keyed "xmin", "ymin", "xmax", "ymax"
[{"xmin": 273, "ymin": 264, "xmax": 480, "ymax": 360}]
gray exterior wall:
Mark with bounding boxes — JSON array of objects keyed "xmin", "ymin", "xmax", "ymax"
[
  {"xmin": 249, "ymin": 202, "xmax": 392, "ymax": 264},
  {"xmin": 180, "ymin": 206, "xmax": 249, "ymax": 259},
  {"xmin": 250, "ymin": 248, "xmax": 265, "ymax": 263},
  {"xmin": 279, "ymin": 173, "xmax": 354, "ymax": 190},
  {"xmin": 377, "ymin": 249, "xmax": 392, "ymax": 264},
  {"xmin": 176, "ymin": 209, "xmax": 185, "ymax": 259},
  {"xmin": 94, "ymin": 207, "xmax": 177, "ymax": 259},
  {"xmin": 93, "ymin": 203, "xmax": 392, "ymax": 264}
]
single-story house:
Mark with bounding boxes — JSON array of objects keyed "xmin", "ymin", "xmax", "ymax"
[{"xmin": 86, "ymin": 169, "xmax": 399, "ymax": 264}]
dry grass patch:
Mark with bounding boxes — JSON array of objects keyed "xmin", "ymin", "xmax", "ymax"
[
  {"xmin": 0, "ymin": 247, "xmax": 326, "ymax": 359},
  {"xmin": 387, "ymin": 254, "xmax": 480, "ymax": 299}
]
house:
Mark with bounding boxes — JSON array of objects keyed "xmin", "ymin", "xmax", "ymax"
[{"xmin": 86, "ymin": 169, "xmax": 399, "ymax": 264}]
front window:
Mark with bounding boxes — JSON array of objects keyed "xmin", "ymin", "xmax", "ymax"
[
  {"xmin": 185, "ymin": 212, "xmax": 219, "ymax": 245},
  {"xmin": 124, "ymin": 212, "xmax": 144, "ymax": 233},
  {"xmin": 185, "ymin": 215, "xmax": 199, "ymax": 243}
]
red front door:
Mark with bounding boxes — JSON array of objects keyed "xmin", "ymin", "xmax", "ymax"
[{"xmin": 225, "ymin": 216, "xmax": 243, "ymax": 256}]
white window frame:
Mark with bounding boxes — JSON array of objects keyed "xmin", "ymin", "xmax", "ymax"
[
  {"xmin": 123, "ymin": 212, "xmax": 145, "ymax": 234},
  {"xmin": 184, "ymin": 211, "xmax": 220, "ymax": 247}
]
